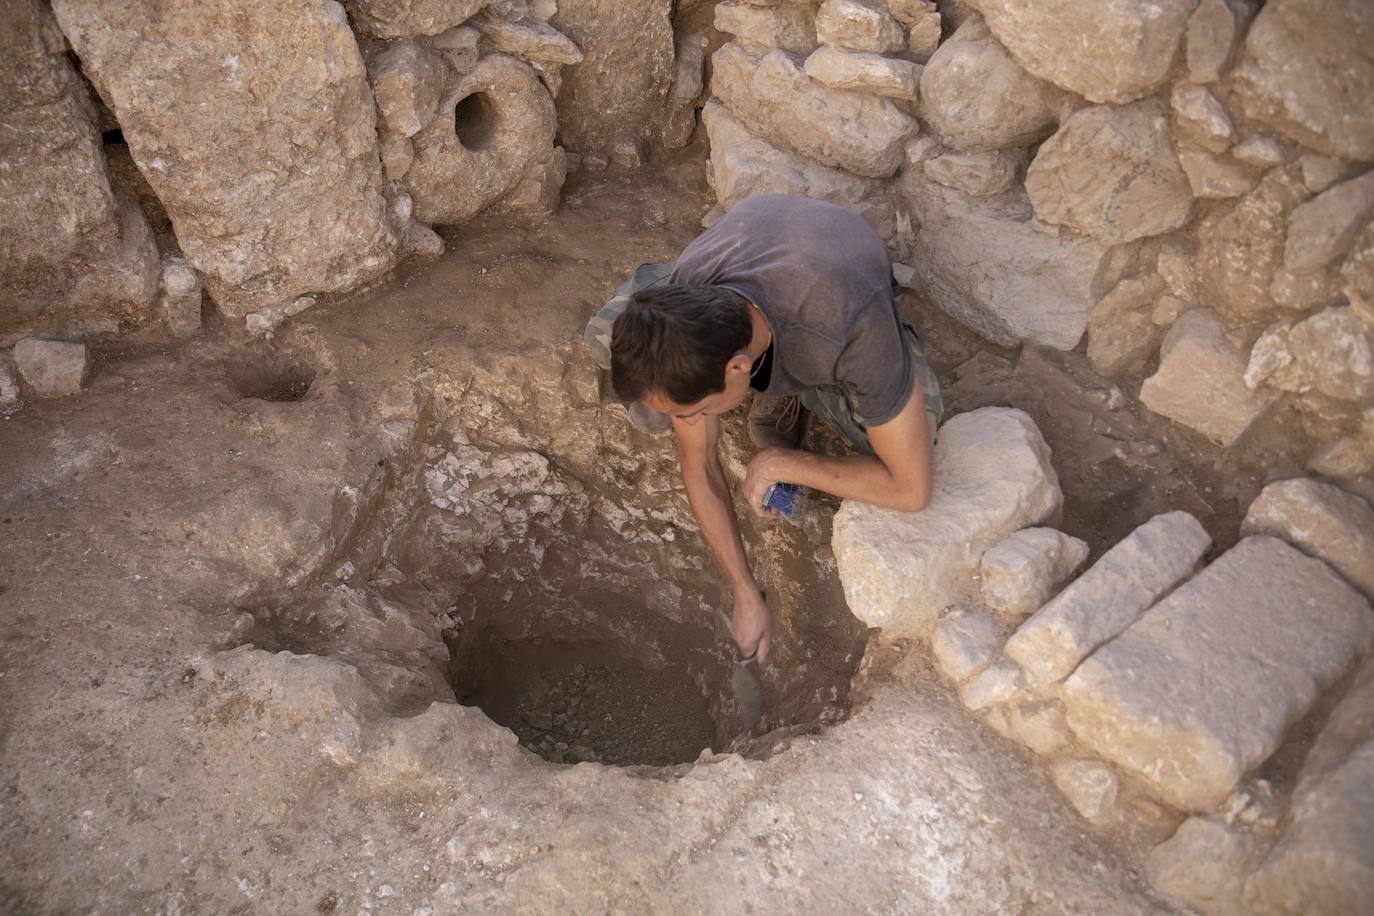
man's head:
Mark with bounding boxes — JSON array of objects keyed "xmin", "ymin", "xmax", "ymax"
[{"xmin": 611, "ymin": 285, "xmax": 756, "ymax": 421}]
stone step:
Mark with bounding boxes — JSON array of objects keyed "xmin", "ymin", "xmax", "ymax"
[{"xmin": 1062, "ymin": 536, "xmax": 1374, "ymax": 812}]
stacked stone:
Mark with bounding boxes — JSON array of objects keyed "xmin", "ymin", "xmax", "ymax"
[{"xmin": 703, "ymin": 0, "xmax": 1374, "ymax": 488}]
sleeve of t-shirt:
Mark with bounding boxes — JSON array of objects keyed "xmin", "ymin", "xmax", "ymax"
[{"xmin": 833, "ymin": 296, "xmax": 916, "ymax": 427}]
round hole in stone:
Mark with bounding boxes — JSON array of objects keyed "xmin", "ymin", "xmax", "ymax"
[
  {"xmin": 453, "ymin": 92, "xmax": 498, "ymax": 151},
  {"xmin": 227, "ymin": 362, "xmax": 316, "ymax": 402}
]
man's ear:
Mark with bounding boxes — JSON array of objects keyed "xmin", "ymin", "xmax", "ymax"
[{"xmin": 724, "ymin": 351, "xmax": 753, "ymax": 377}]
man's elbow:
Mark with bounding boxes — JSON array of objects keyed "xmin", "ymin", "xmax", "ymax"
[{"xmin": 893, "ymin": 490, "xmax": 930, "ymax": 513}]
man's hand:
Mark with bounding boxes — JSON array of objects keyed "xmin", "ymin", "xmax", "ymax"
[
  {"xmin": 731, "ymin": 587, "xmax": 772, "ymax": 661},
  {"xmin": 742, "ymin": 447, "xmax": 791, "ymax": 518}
]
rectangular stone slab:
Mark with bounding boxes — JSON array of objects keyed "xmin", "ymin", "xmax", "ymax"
[{"xmin": 1062, "ymin": 536, "xmax": 1374, "ymax": 812}]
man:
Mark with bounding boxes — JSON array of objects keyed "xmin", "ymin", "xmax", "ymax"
[{"xmin": 584, "ymin": 194, "xmax": 942, "ymax": 663}]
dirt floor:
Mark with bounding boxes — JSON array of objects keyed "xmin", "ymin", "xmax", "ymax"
[{"xmin": 0, "ymin": 144, "xmax": 1207, "ymax": 912}]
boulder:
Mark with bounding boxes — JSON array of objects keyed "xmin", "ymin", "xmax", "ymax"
[
  {"xmin": 1195, "ymin": 164, "xmax": 1311, "ymax": 327},
  {"xmin": 1282, "ymin": 171, "xmax": 1374, "ymax": 275},
  {"xmin": 994, "ymin": 698, "xmax": 1073, "ymax": 756},
  {"xmin": 959, "ymin": 657, "xmax": 1027, "ymax": 712},
  {"xmin": 551, "ymin": 0, "xmax": 676, "ymax": 160},
  {"xmin": 477, "ymin": 15, "xmax": 583, "ymax": 64},
  {"xmin": 1026, "ymin": 101, "xmax": 1194, "ymax": 245},
  {"xmin": 922, "ymin": 149, "xmax": 1019, "ymax": 198},
  {"xmin": 1246, "ymin": 656, "xmax": 1374, "ymax": 915},
  {"xmin": 1185, "ymin": 0, "xmax": 1250, "ymax": 84},
  {"xmin": 1343, "ymin": 223, "xmax": 1374, "ymax": 314},
  {"xmin": 1004, "ymin": 512, "xmax": 1210, "ymax": 689},
  {"xmin": 1176, "ymin": 149, "xmax": 1259, "ymax": 201},
  {"xmin": 711, "ymin": 42, "xmax": 917, "ymax": 178},
  {"xmin": 977, "ymin": 527, "xmax": 1089, "ymax": 621},
  {"xmin": 1242, "ymin": 477, "xmax": 1374, "ymax": 599},
  {"xmin": 918, "ymin": 18, "xmax": 1064, "ymax": 152},
  {"xmin": 1229, "ymin": 0, "xmax": 1374, "ymax": 162},
  {"xmin": 1170, "ymin": 83, "xmax": 1236, "ymax": 154},
  {"xmin": 803, "ymin": 46, "xmax": 920, "ymax": 99},
  {"xmin": 53, "ymin": 0, "xmax": 399, "ymax": 319},
  {"xmin": 966, "ymin": 0, "xmax": 1194, "ymax": 104},
  {"xmin": 1140, "ymin": 309, "xmax": 1276, "ymax": 447},
  {"xmin": 0, "ymin": 0, "xmax": 160, "ymax": 341},
  {"xmin": 832, "ymin": 407, "xmax": 1061, "ymax": 638},
  {"xmin": 1231, "ymin": 133, "xmax": 1288, "ymax": 168},
  {"xmin": 1051, "ymin": 759, "xmax": 1122, "ymax": 826},
  {"xmin": 158, "ymin": 257, "xmax": 202, "ymax": 339},
  {"xmin": 897, "ymin": 171, "xmax": 1117, "ymax": 349},
  {"xmin": 702, "ymin": 102, "xmax": 895, "ymax": 240},
  {"xmin": 815, "ymin": 0, "xmax": 906, "ymax": 54},
  {"xmin": 405, "ymin": 54, "xmax": 558, "ymax": 224},
  {"xmin": 1155, "ymin": 239, "xmax": 1199, "ymax": 301},
  {"xmin": 1146, "ymin": 816, "xmax": 1264, "ymax": 914},
  {"xmin": 1308, "ymin": 408, "xmax": 1374, "ymax": 482},
  {"xmin": 1086, "ymin": 273, "xmax": 1167, "ymax": 377},
  {"xmin": 1062, "ymin": 536, "xmax": 1374, "ymax": 812},
  {"xmin": 380, "ymin": 134, "xmax": 416, "ymax": 181},
  {"xmin": 344, "ymin": 0, "xmax": 486, "ymax": 38},
  {"xmin": 904, "ymin": 2, "xmax": 942, "ymax": 60},
  {"xmin": 12, "ymin": 338, "xmax": 90, "ymax": 397},
  {"xmin": 501, "ymin": 145, "xmax": 568, "ymax": 215},
  {"xmin": 931, "ymin": 608, "xmax": 1003, "ymax": 683},
  {"xmin": 716, "ymin": 2, "xmax": 818, "ymax": 56},
  {"xmin": 1288, "ymin": 307, "xmax": 1374, "ymax": 401},
  {"xmin": 368, "ymin": 40, "xmax": 449, "ymax": 138}
]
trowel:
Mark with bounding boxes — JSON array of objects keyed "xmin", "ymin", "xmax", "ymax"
[{"xmin": 717, "ymin": 606, "xmax": 764, "ymax": 747}]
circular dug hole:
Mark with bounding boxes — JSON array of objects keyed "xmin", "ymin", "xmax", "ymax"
[
  {"xmin": 453, "ymin": 92, "xmax": 498, "ymax": 151},
  {"xmin": 227, "ymin": 362, "xmax": 316, "ymax": 402}
]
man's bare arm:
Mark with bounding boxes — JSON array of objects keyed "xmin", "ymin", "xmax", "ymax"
[
  {"xmin": 742, "ymin": 376, "xmax": 933, "ymax": 513},
  {"xmin": 674, "ymin": 413, "xmax": 773, "ymax": 660}
]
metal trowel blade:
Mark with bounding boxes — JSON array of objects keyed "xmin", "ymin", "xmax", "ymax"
[{"xmin": 731, "ymin": 658, "xmax": 763, "ymax": 737}]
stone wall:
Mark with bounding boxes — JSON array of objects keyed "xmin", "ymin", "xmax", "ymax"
[{"xmin": 701, "ymin": 0, "xmax": 1374, "ymax": 494}]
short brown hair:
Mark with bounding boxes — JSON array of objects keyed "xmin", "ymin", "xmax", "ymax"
[{"xmin": 610, "ymin": 285, "xmax": 752, "ymax": 405}]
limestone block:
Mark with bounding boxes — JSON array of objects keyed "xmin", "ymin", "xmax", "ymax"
[
  {"xmin": 1146, "ymin": 816, "xmax": 1264, "ymax": 914},
  {"xmin": 1246, "ymin": 657, "xmax": 1374, "ymax": 915},
  {"xmin": 1185, "ymin": 0, "xmax": 1249, "ymax": 84},
  {"xmin": 13, "ymin": 338, "xmax": 89, "ymax": 396},
  {"xmin": 1005, "ymin": 512, "xmax": 1210, "ymax": 689},
  {"xmin": 897, "ymin": 171, "xmax": 1116, "ymax": 350},
  {"xmin": 369, "ymin": 41, "xmax": 447, "ymax": 139},
  {"xmin": 1308, "ymin": 409, "xmax": 1374, "ymax": 482},
  {"xmin": 832, "ymin": 407, "xmax": 1061, "ymax": 637},
  {"xmin": 803, "ymin": 46, "xmax": 920, "ymax": 100},
  {"xmin": 716, "ymin": 2, "xmax": 817, "ymax": 56},
  {"xmin": 380, "ymin": 134, "xmax": 416, "ymax": 181},
  {"xmin": 1170, "ymin": 83, "xmax": 1235, "ymax": 154},
  {"xmin": 922, "ymin": 149, "xmax": 1018, "ymax": 198},
  {"xmin": 1001, "ymin": 698, "xmax": 1073, "ymax": 756},
  {"xmin": 904, "ymin": 133, "xmax": 941, "ymax": 166},
  {"xmin": 931, "ymin": 608, "xmax": 1003, "ymax": 683},
  {"xmin": 1242, "ymin": 478, "xmax": 1374, "ymax": 599},
  {"xmin": 978, "ymin": 527, "xmax": 1089, "ymax": 621},
  {"xmin": 1156, "ymin": 240, "xmax": 1198, "ymax": 301},
  {"xmin": 405, "ymin": 54, "xmax": 557, "ymax": 224},
  {"xmin": 1086, "ymin": 273, "xmax": 1167, "ymax": 378},
  {"xmin": 1062, "ymin": 536, "xmax": 1374, "ymax": 812},
  {"xmin": 885, "ymin": 0, "xmax": 935, "ymax": 27},
  {"xmin": 1288, "ymin": 307, "xmax": 1374, "ymax": 402},
  {"xmin": 54, "ymin": 0, "xmax": 400, "ymax": 318},
  {"xmin": 1282, "ymin": 171, "xmax": 1374, "ymax": 275},
  {"xmin": 702, "ymin": 101, "xmax": 895, "ymax": 241},
  {"xmin": 345, "ymin": 0, "xmax": 487, "ymax": 38},
  {"xmin": 815, "ymin": 0, "xmax": 906, "ymax": 54},
  {"xmin": 0, "ymin": 352, "xmax": 21, "ymax": 406},
  {"xmin": 1151, "ymin": 295, "xmax": 1188, "ymax": 328},
  {"xmin": 1195, "ymin": 164, "xmax": 1311, "ymax": 326},
  {"xmin": 905, "ymin": 5, "xmax": 942, "ymax": 60},
  {"xmin": 1229, "ymin": 0, "xmax": 1374, "ymax": 162},
  {"xmin": 502, "ymin": 145, "xmax": 567, "ymax": 215},
  {"xmin": 404, "ymin": 220, "xmax": 446, "ymax": 261},
  {"xmin": 711, "ymin": 42, "xmax": 917, "ymax": 178},
  {"xmin": 1343, "ymin": 224, "xmax": 1374, "ymax": 314},
  {"xmin": 550, "ymin": 0, "xmax": 675, "ymax": 160},
  {"xmin": 1231, "ymin": 133, "xmax": 1287, "ymax": 168},
  {"xmin": 426, "ymin": 24, "xmax": 480, "ymax": 73},
  {"xmin": 967, "ymin": 0, "xmax": 1194, "ymax": 104},
  {"xmin": 0, "ymin": 0, "xmax": 160, "ymax": 340},
  {"xmin": 1177, "ymin": 149, "xmax": 1258, "ymax": 201},
  {"xmin": 1242, "ymin": 321, "xmax": 1306, "ymax": 393},
  {"xmin": 918, "ymin": 19, "xmax": 1064, "ymax": 153},
  {"xmin": 959, "ymin": 657, "xmax": 1026, "ymax": 712},
  {"xmin": 1051, "ymin": 759, "xmax": 1121, "ymax": 826},
  {"xmin": 245, "ymin": 295, "xmax": 318, "ymax": 337},
  {"xmin": 1026, "ymin": 101, "xmax": 1194, "ymax": 245},
  {"xmin": 477, "ymin": 16, "xmax": 583, "ymax": 64},
  {"xmin": 1140, "ymin": 309, "xmax": 1276, "ymax": 447},
  {"xmin": 158, "ymin": 256, "xmax": 202, "ymax": 339}
]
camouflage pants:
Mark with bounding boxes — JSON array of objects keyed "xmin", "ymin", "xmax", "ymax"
[{"xmin": 583, "ymin": 262, "xmax": 943, "ymax": 453}]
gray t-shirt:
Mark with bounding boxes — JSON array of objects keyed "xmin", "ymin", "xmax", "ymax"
[{"xmin": 668, "ymin": 193, "xmax": 914, "ymax": 426}]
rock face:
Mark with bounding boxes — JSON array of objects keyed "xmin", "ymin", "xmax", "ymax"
[
  {"xmin": 898, "ymin": 171, "xmax": 1116, "ymax": 349},
  {"xmin": 1229, "ymin": 0, "xmax": 1374, "ymax": 162},
  {"xmin": 1026, "ymin": 101, "xmax": 1194, "ymax": 244},
  {"xmin": 833, "ymin": 408, "xmax": 1061, "ymax": 638},
  {"xmin": 966, "ymin": 0, "xmax": 1195, "ymax": 104},
  {"xmin": 405, "ymin": 54, "xmax": 558, "ymax": 224},
  {"xmin": 53, "ymin": 0, "xmax": 400, "ymax": 319},
  {"xmin": 918, "ymin": 18, "xmax": 1064, "ymax": 152},
  {"xmin": 712, "ymin": 42, "xmax": 917, "ymax": 178},
  {"xmin": 1004, "ymin": 512, "xmax": 1210, "ymax": 688},
  {"xmin": 344, "ymin": 0, "xmax": 487, "ymax": 39},
  {"xmin": 1242, "ymin": 478, "xmax": 1374, "ymax": 599},
  {"xmin": 1140, "ymin": 309, "xmax": 1275, "ymax": 447},
  {"xmin": 702, "ymin": 102, "xmax": 895, "ymax": 240},
  {"xmin": 551, "ymin": 0, "xmax": 676, "ymax": 161},
  {"xmin": 977, "ymin": 527, "xmax": 1088, "ymax": 620},
  {"xmin": 13, "ymin": 338, "xmax": 90, "ymax": 397},
  {"xmin": 1062, "ymin": 536, "xmax": 1374, "ymax": 812},
  {"xmin": 0, "ymin": 0, "xmax": 160, "ymax": 341}
]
